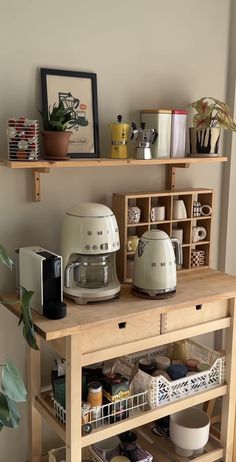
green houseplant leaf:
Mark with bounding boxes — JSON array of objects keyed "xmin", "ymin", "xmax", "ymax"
[
  {"xmin": 2, "ymin": 361, "xmax": 27, "ymax": 402},
  {"xmin": 19, "ymin": 287, "xmax": 39, "ymax": 351},
  {"xmin": 0, "ymin": 392, "xmax": 10, "ymax": 423},
  {"xmin": 0, "ymin": 244, "xmax": 14, "ymax": 269},
  {"xmin": 191, "ymin": 96, "xmax": 236, "ymax": 131},
  {"xmin": 0, "ymin": 398, "xmax": 20, "ymax": 429}
]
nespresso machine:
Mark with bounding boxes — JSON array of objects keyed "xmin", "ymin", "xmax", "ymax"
[
  {"xmin": 19, "ymin": 246, "xmax": 66, "ymax": 319},
  {"xmin": 60, "ymin": 203, "xmax": 121, "ymax": 304},
  {"xmin": 133, "ymin": 122, "xmax": 158, "ymax": 159}
]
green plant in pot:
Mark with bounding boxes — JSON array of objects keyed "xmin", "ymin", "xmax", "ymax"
[
  {"xmin": 40, "ymin": 101, "xmax": 72, "ymax": 160},
  {"xmin": 0, "ymin": 244, "xmax": 38, "ymax": 431},
  {"xmin": 189, "ymin": 97, "xmax": 236, "ymax": 157}
]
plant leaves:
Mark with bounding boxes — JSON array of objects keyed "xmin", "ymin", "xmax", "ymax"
[
  {"xmin": 192, "ymin": 96, "xmax": 236, "ymax": 131},
  {"xmin": 0, "ymin": 398, "xmax": 20, "ymax": 428},
  {"xmin": 0, "ymin": 244, "xmax": 14, "ymax": 270},
  {"xmin": 20, "ymin": 287, "xmax": 39, "ymax": 351},
  {"xmin": 2, "ymin": 360, "xmax": 27, "ymax": 403},
  {"xmin": 0, "ymin": 392, "xmax": 10, "ymax": 422}
]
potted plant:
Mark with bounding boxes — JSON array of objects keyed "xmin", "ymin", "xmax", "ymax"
[
  {"xmin": 40, "ymin": 101, "xmax": 72, "ymax": 160},
  {"xmin": 189, "ymin": 97, "xmax": 236, "ymax": 157},
  {"xmin": 0, "ymin": 244, "xmax": 38, "ymax": 431}
]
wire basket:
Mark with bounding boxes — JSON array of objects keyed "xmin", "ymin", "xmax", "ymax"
[
  {"xmin": 53, "ymin": 390, "xmax": 148, "ymax": 429},
  {"xmin": 48, "ymin": 446, "xmax": 66, "ymax": 462},
  {"xmin": 7, "ymin": 117, "xmax": 40, "ymax": 161},
  {"xmin": 122, "ymin": 339, "xmax": 226, "ymax": 409}
]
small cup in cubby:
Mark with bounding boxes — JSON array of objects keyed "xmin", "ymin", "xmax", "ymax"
[
  {"xmin": 127, "ymin": 197, "xmax": 149, "ymax": 224},
  {"xmin": 191, "ymin": 243, "xmax": 209, "ymax": 268},
  {"xmin": 172, "ymin": 221, "xmax": 191, "ymax": 245},
  {"xmin": 191, "ymin": 218, "xmax": 211, "ymax": 243},
  {"xmin": 150, "ymin": 195, "xmax": 171, "ymax": 222},
  {"xmin": 192, "ymin": 192, "xmax": 213, "ymax": 218},
  {"xmin": 172, "ymin": 194, "xmax": 192, "ymax": 220}
]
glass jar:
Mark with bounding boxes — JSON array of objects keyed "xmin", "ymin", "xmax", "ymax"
[{"xmin": 74, "ymin": 254, "xmax": 112, "ymax": 289}]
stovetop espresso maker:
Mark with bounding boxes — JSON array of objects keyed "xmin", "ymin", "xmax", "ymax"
[{"xmin": 133, "ymin": 122, "xmax": 158, "ymax": 159}]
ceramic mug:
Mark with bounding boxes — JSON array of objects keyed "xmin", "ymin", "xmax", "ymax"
[
  {"xmin": 171, "ymin": 228, "xmax": 183, "ymax": 244},
  {"xmin": 200, "ymin": 204, "xmax": 212, "ymax": 217},
  {"xmin": 173, "ymin": 199, "xmax": 187, "ymax": 220},
  {"xmin": 150, "ymin": 206, "xmax": 165, "ymax": 222},
  {"xmin": 127, "ymin": 235, "xmax": 139, "ymax": 252},
  {"xmin": 192, "ymin": 226, "xmax": 207, "ymax": 243},
  {"xmin": 193, "ymin": 201, "xmax": 212, "ymax": 217},
  {"xmin": 128, "ymin": 206, "xmax": 141, "ymax": 224}
]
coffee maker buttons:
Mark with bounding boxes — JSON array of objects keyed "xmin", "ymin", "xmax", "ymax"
[
  {"xmin": 85, "ymin": 245, "xmax": 90, "ymax": 250},
  {"xmin": 92, "ymin": 245, "xmax": 97, "ymax": 250},
  {"xmin": 100, "ymin": 243, "xmax": 108, "ymax": 250}
]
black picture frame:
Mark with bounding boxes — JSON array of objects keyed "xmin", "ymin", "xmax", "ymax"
[{"xmin": 40, "ymin": 68, "xmax": 99, "ymax": 158}]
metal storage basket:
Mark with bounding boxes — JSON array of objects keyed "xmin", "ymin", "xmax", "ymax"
[{"xmin": 122, "ymin": 339, "xmax": 226, "ymax": 409}]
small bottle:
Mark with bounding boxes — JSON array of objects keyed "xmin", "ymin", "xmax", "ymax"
[{"xmin": 87, "ymin": 382, "xmax": 102, "ymax": 421}]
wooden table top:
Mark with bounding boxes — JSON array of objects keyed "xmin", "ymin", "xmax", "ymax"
[{"xmin": 1, "ymin": 268, "xmax": 236, "ymax": 340}]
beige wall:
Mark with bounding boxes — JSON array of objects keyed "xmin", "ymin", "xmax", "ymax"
[{"xmin": 0, "ymin": 1, "xmax": 231, "ymax": 460}]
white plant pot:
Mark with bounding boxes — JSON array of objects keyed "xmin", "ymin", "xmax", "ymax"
[
  {"xmin": 189, "ymin": 127, "xmax": 221, "ymax": 157},
  {"xmin": 170, "ymin": 408, "xmax": 210, "ymax": 457}
]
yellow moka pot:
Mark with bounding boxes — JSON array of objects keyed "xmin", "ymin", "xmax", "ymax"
[{"xmin": 110, "ymin": 115, "xmax": 136, "ymax": 158}]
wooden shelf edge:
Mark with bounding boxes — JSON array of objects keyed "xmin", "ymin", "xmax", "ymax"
[
  {"xmin": 35, "ymin": 385, "xmax": 227, "ymax": 448},
  {"xmin": 0, "ymin": 156, "xmax": 228, "ymax": 169}
]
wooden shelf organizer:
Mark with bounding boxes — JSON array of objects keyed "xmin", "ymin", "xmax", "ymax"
[
  {"xmin": 0, "ymin": 156, "xmax": 227, "ymax": 201},
  {"xmin": 113, "ymin": 188, "xmax": 213, "ymax": 282}
]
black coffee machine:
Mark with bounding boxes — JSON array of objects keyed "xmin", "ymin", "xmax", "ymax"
[{"xmin": 19, "ymin": 246, "xmax": 66, "ymax": 319}]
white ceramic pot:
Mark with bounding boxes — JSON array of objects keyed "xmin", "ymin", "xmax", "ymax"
[
  {"xmin": 93, "ymin": 436, "xmax": 120, "ymax": 460},
  {"xmin": 170, "ymin": 408, "xmax": 210, "ymax": 457}
]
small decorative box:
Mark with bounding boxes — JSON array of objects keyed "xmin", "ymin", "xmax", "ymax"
[{"xmin": 7, "ymin": 117, "xmax": 40, "ymax": 161}]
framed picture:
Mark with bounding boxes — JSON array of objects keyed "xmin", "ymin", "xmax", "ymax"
[{"xmin": 40, "ymin": 68, "xmax": 99, "ymax": 158}]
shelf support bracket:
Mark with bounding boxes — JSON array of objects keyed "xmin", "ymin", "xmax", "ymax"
[
  {"xmin": 166, "ymin": 163, "xmax": 190, "ymax": 190},
  {"xmin": 33, "ymin": 168, "xmax": 50, "ymax": 202}
]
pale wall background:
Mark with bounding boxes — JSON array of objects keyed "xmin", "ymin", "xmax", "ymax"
[{"xmin": 0, "ymin": 1, "xmax": 233, "ymax": 460}]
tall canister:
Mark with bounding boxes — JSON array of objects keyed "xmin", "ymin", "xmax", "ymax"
[
  {"xmin": 141, "ymin": 110, "xmax": 172, "ymax": 158},
  {"xmin": 171, "ymin": 110, "xmax": 187, "ymax": 157}
]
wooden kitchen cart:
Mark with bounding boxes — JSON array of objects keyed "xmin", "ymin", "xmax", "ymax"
[{"xmin": 2, "ymin": 268, "xmax": 236, "ymax": 462}]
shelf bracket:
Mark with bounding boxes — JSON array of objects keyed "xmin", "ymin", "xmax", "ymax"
[
  {"xmin": 166, "ymin": 163, "xmax": 190, "ymax": 190},
  {"xmin": 33, "ymin": 168, "xmax": 50, "ymax": 202}
]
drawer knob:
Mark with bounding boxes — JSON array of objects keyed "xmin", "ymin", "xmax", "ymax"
[
  {"xmin": 195, "ymin": 304, "xmax": 203, "ymax": 310},
  {"xmin": 118, "ymin": 321, "xmax": 127, "ymax": 329}
]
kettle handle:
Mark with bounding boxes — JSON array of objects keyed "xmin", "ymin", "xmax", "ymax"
[
  {"xmin": 171, "ymin": 237, "xmax": 183, "ymax": 266},
  {"xmin": 130, "ymin": 122, "xmax": 137, "ymax": 140}
]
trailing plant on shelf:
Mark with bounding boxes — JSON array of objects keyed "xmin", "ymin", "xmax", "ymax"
[
  {"xmin": 191, "ymin": 97, "xmax": 236, "ymax": 131},
  {"xmin": 39, "ymin": 101, "xmax": 71, "ymax": 132},
  {"xmin": 0, "ymin": 244, "xmax": 38, "ymax": 431}
]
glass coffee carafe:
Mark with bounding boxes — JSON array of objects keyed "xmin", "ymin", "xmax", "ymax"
[{"xmin": 65, "ymin": 254, "xmax": 113, "ymax": 290}]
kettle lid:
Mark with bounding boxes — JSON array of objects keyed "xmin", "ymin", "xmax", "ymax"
[{"xmin": 141, "ymin": 229, "xmax": 170, "ymax": 240}]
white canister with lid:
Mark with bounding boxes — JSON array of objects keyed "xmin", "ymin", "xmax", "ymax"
[
  {"xmin": 141, "ymin": 110, "xmax": 171, "ymax": 158},
  {"xmin": 171, "ymin": 110, "xmax": 187, "ymax": 158}
]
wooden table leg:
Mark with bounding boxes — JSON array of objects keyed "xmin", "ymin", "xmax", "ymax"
[
  {"xmin": 221, "ymin": 298, "xmax": 236, "ymax": 461},
  {"xmin": 28, "ymin": 335, "xmax": 42, "ymax": 462},
  {"xmin": 66, "ymin": 334, "xmax": 82, "ymax": 462}
]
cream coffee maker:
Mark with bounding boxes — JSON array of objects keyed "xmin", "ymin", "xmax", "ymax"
[{"xmin": 60, "ymin": 203, "xmax": 120, "ymax": 304}]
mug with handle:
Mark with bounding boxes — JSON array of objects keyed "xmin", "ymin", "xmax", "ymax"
[
  {"xmin": 150, "ymin": 205, "xmax": 165, "ymax": 222},
  {"xmin": 127, "ymin": 235, "xmax": 140, "ymax": 252},
  {"xmin": 192, "ymin": 226, "xmax": 207, "ymax": 243}
]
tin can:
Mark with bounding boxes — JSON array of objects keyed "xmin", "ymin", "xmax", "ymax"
[{"xmin": 141, "ymin": 109, "xmax": 172, "ymax": 158}]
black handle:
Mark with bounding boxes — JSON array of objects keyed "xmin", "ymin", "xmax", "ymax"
[
  {"xmin": 152, "ymin": 129, "xmax": 158, "ymax": 144},
  {"xmin": 117, "ymin": 115, "xmax": 123, "ymax": 123}
]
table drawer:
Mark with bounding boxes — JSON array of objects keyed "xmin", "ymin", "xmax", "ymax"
[
  {"xmin": 161, "ymin": 299, "xmax": 229, "ymax": 333},
  {"xmin": 81, "ymin": 311, "xmax": 161, "ymax": 355}
]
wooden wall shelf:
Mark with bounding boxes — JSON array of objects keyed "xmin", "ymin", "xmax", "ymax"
[{"xmin": 0, "ymin": 156, "xmax": 227, "ymax": 202}]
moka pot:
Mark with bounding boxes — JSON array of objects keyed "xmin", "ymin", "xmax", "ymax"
[{"xmin": 133, "ymin": 123, "xmax": 158, "ymax": 159}]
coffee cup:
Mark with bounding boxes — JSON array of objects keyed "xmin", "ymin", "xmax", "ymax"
[
  {"xmin": 192, "ymin": 226, "xmax": 207, "ymax": 243},
  {"xmin": 171, "ymin": 228, "xmax": 183, "ymax": 244},
  {"xmin": 127, "ymin": 235, "xmax": 139, "ymax": 252},
  {"xmin": 150, "ymin": 206, "xmax": 165, "ymax": 222},
  {"xmin": 173, "ymin": 199, "xmax": 187, "ymax": 220},
  {"xmin": 128, "ymin": 206, "xmax": 141, "ymax": 224},
  {"xmin": 200, "ymin": 204, "xmax": 212, "ymax": 216}
]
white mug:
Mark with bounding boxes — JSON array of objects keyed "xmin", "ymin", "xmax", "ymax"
[
  {"xmin": 150, "ymin": 206, "xmax": 165, "ymax": 222},
  {"xmin": 192, "ymin": 226, "xmax": 207, "ymax": 243},
  {"xmin": 173, "ymin": 199, "xmax": 187, "ymax": 220},
  {"xmin": 200, "ymin": 204, "xmax": 212, "ymax": 217},
  {"xmin": 171, "ymin": 228, "xmax": 183, "ymax": 244},
  {"xmin": 128, "ymin": 206, "xmax": 141, "ymax": 224}
]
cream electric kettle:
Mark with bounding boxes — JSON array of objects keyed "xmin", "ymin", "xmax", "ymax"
[{"xmin": 132, "ymin": 229, "xmax": 182, "ymax": 299}]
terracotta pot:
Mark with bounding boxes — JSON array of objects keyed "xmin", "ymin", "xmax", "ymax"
[
  {"xmin": 189, "ymin": 127, "xmax": 221, "ymax": 157},
  {"xmin": 41, "ymin": 131, "xmax": 72, "ymax": 159}
]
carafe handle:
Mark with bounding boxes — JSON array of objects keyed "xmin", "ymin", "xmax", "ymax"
[
  {"xmin": 171, "ymin": 237, "xmax": 183, "ymax": 266},
  {"xmin": 65, "ymin": 262, "xmax": 81, "ymax": 288}
]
